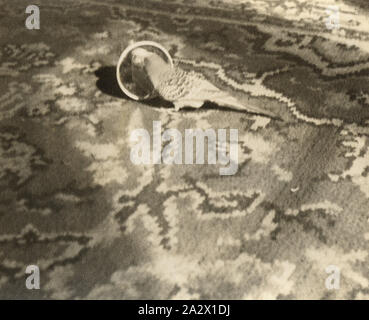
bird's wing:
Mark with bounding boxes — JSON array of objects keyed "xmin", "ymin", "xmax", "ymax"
[{"xmin": 157, "ymin": 69, "xmax": 277, "ymax": 117}]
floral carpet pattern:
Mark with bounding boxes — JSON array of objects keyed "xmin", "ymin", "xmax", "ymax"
[{"xmin": 1, "ymin": 0, "xmax": 369, "ymax": 299}]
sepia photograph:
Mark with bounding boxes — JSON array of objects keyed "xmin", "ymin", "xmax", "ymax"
[{"xmin": 0, "ymin": 0, "xmax": 369, "ymax": 305}]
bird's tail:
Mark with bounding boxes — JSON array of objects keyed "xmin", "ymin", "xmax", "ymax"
[{"xmin": 210, "ymin": 94, "xmax": 279, "ymax": 119}]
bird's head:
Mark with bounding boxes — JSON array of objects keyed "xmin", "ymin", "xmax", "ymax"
[
  {"xmin": 131, "ymin": 48, "xmax": 153, "ymax": 68},
  {"xmin": 131, "ymin": 47, "xmax": 170, "ymax": 87}
]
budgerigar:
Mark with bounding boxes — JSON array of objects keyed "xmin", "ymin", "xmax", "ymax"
[{"xmin": 130, "ymin": 47, "xmax": 277, "ymax": 118}]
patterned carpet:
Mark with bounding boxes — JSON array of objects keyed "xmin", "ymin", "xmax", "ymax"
[{"xmin": 1, "ymin": 0, "xmax": 369, "ymax": 299}]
